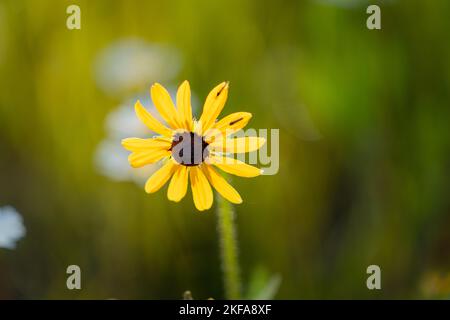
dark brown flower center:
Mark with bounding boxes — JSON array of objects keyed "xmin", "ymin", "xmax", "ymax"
[{"xmin": 170, "ymin": 132, "xmax": 209, "ymax": 166}]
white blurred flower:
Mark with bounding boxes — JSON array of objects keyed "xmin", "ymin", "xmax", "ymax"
[
  {"xmin": 94, "ymin": 38, "xmax": 182, "ymax": 96},
  {"xmin": 95, "ymin": 138, "xmax": 160, "ymax": 185},
  {"xmin": 95, "ymin": 94, "xmax": 161, "ymax": 185},
  {"xmin": 95, "ymin": 90, "xmax": 198, "ymax": 186},
  {"xmin": 0, "ymin": 206, "xmax": 26, "ymax": 250},
  {"xmin": 104, "ymin": 94, "xmax": 154, "ymax": 140}
]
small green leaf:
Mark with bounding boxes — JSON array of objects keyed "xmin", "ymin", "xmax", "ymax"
[{"xmin": 245, "ymin": 266, "xmax": 282, "ymax": 300}]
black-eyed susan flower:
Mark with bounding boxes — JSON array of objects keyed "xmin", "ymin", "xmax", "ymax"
[{"xmin": 121, "ymin": 81, "xmax": 265, "ymax": 211}]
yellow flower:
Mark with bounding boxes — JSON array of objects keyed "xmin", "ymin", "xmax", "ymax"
[{"xmin": 122, "ymin": 81, "xmax": 266, "ymax": 211}]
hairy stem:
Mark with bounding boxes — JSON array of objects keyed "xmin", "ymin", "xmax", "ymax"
[{"xmin": 216, "ymin": 194, "xmax": 241, "ymax": 300}]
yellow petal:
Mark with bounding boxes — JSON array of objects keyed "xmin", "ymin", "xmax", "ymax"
[
  {"xmin": 176, "ymin": 80, "xmax": 193, "ymax": 131},
  {"xmin": 190, "ymin": 166, "xmax": 213, "ymax": 211},
  {"xmin": 128, "ymin": 149, "xmax": 170, "ymax": 168},
  {"xmin": 209, "ymin": 155, "xmax": 263, "ymax": 178},
  {"xmin": 210, "ymin": 137, "xmax": 266, "ymax": 153},
  {"xmin": 198, "ymin": 82, "xmax": 229, "ymax": 133},
  {"xmin": 135, "ymin": 100, "xmax": 173, "ymax": 137},
  {"xmin": 167, "ymin": 166, "xmax": 189, "ymax": 202},
  {"xmin": 151, "ymin": 83, "xmax": 181, "ymax": 129},
  {"xmin": 121, "ymin": 137, "xmax": 172, "ymax": 152},
  {"xmin": 145, "ymin": 160, "xmax": 177, "ymax": 193},
  {"xmin": 203, "ymin": 165, "xmax": 242, "ymax": 204},
  {"xmin": 205, "ymin": 112, "xmax": 252, "ymax": 141}
]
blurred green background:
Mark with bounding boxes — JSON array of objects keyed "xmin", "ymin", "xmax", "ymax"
[{"xmin": 1, "ymin": 0, "xmax": 450, "ymax": 299}]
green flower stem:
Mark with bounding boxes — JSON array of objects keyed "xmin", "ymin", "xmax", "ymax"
[{"xmin": 216, "ymin": 193, "xmax": 241, "ymax": 300}]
